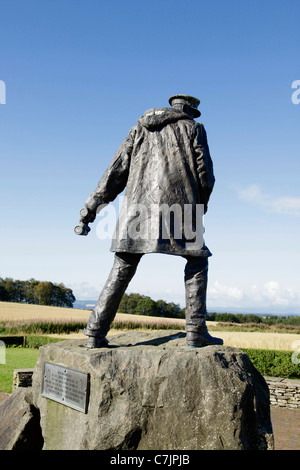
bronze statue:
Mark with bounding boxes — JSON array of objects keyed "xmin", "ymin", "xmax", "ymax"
[{"xmin": 75, "ymin": 94, "xmax": 223, "ymax": 348}]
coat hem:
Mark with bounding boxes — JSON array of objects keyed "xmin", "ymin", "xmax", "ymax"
[{"xmin": 110, "ymin": 247, "xmax": 212, "ymax": 258}]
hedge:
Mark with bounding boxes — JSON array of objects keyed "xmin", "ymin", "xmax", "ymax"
[
  {"xmin": 243, "ymin": 348, "xmax": 300, "ymax": 379},
  {"xmin": 0, "ymin": 335, "xmax": 63, "ymax": 349}
]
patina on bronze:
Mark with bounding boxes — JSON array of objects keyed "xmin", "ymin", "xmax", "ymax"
[{"xmin": 75, "ymin": 94, "xmax": 223, "ymax": 348}]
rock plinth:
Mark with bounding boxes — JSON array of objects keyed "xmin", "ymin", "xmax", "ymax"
[{"xmin": 0, "ymin": 331, "xmax": 274, "ymax": 450}]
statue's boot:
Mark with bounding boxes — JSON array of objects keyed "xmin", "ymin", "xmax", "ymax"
[
  {"xmin": 83, "ymin": 252, "xmax": 143, "ymax": 348},
  {"xmin": 184, "ymin": 256, "xmax": 223, "ymax": 348}
]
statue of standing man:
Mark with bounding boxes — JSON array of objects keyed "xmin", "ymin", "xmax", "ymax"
[{"xmin": 75, "ymin": 94, "xmax": 223, "ymax": 348}]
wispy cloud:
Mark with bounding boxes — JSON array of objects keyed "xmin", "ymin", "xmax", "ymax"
[
  {"xmin": 208, "ymin": 280, "xmax": 300, "ymax": 313},
  {"xmin": 209, "ymin": 281, "xmax": 244, "ymax": 302},
  {"xmin": 69, "ymin": 281, "xmax": 103, "ymax": 300},
  {"xmin": 236, "ymin": 184, "xmax": 300, "ymax": 216}
]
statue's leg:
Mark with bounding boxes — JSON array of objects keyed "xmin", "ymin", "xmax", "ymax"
[
  {"xmin": 184, "ymin": 256, "xmax": 223, "ymax": 347},
  {"xmin": 83, "ymin": 252, "xmax": 143, "ymax": 347}
]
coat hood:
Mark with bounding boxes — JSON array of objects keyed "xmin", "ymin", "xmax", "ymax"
[{"xmin": 138, "ymin": 107, "xmax": 193, "ymax": 130}]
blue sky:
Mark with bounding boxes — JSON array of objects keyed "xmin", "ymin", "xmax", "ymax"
[{"xmin": 0, "ymin": 0, "xmax": 299, "ymax": 314}]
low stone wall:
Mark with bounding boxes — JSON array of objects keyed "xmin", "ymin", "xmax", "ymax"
[
  {"xmin": 265, "ymin": 377, "xmax": 300, "ymax": 409},
  {"xmin": 12, "ymin": 369, "xmax": 34, "ymax": 391}
]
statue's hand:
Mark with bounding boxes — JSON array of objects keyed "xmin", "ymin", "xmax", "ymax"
[
  {"xmin": 74, "ymin": 207, "xmax": 95, "ymax": 236},
  {"xmin": 74, "ymin": 222, "xmax": 90, "ymax": 236},
  {"xmin": 79, "ymin": 207, "xmax": 96, "ymax": 224}
]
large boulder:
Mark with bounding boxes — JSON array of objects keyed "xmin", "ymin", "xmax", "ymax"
[
  {"xmin": 0, "ymin": 331, "xmax": 274, "ymax": 450},
  {"xmin": 0, "ymin": 388, "xmax": 43, "ymax": 450}
]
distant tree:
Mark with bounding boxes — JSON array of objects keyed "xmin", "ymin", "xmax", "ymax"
[
  {"xmin": 243, "ymin": 314, "xmax": 262, "ymax": 323},
  {"xmin": 1, "ymin": 277, "xmax": 24, "ymax": 302},
  {"xmin": 207, "ymin": 312, "xmax": 217, "ymax": 321},
  {"xmin": 22, "ymin": 279, "xmax": 39, "ymax": 304},
  {"xmin": 33, "ymin": 281, "xmax": 54, "ymax": 305},
  {"xmin": 0, "ymin": 276, "xmax": 75, "ymax": 308},
  {"xmin": 165, "ymin": 302, "xmax": 184, "ymax": 318},
  {"xmin": 118, "ymin": 292, "xmax": 184, "ymax": 318},
  {"xmin": 135, "ymin": 297, "xmax": 158, "ymax": 316},
  {"xmin": 156, "ymin": 299, "xmax": 168, "ymax": 316},
  {"xmin": 0, "ymin": 283, "xmax": 9, "ymax": 301},
  {"xmin": 118, "ymin": 293, "xmax": 146, "ymax": 314},
  {"xmin": 215, "ymin": 313, "xmax": 239, "ymax": 323},
  {"xmin": 33, "ymin": 281, "xmax": 75, "ymax": 307},
  {"xmin": 118, "ymin": 293, "xmax": 129, "ymax": 313},
  {"xmin": 57, "ymin": 283, "xmax": 75, "ymax": 308}
]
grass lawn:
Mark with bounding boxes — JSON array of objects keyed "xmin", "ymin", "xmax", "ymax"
[{"xmin": 0, "ymin": 347, "xmax": 39, "ymax": 393}]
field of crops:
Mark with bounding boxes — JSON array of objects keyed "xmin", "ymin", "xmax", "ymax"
[
  {"xmin": 1, "ymin": 301, "xmax": 300, "ymax": 351},
  {"xmin": 0, "ymin": 301, "xmax": 91, "ymax": 322}
]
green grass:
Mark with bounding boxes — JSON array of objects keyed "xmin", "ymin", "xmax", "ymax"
[{"xmin": 0, "ymin": 347, "xmax": 39, "ymax": 393}]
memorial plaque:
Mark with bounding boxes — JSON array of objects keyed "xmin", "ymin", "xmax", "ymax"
[{"xmin": 41, "ymin": 362, "xmax": 89, "ymax": 413}]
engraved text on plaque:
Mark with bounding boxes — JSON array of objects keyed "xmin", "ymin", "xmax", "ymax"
[{"xmin": 41, "ymin": 362, "xmax": 89, "ymax": 413}]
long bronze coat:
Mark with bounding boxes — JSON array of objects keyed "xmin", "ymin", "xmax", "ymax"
[{"xmin": 86, "ymin": 107, "xmax": 215, "ymax": 257}]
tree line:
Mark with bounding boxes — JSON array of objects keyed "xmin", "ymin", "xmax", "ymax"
[
  {"xmin": 0, "ymin": 277, "xmax": 75, "ymax": 308},
  {"xmin": 118, "ymin": 295, "xmax": 300, "ymax": 324},
  {"xmin": 117, "ymin": 293, "xmax": 185, "ymax": 318},
  {"xmin": 207, "ymin": 311, "xmax": 300, "ymax": 325}
]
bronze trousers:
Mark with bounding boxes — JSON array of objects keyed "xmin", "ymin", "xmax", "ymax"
[{"xmin": 83, "ymin": 252, "xmax": 209, "ymax": 339}]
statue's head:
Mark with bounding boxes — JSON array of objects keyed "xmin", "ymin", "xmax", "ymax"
[{"xmin": 169, "ymin": 94, "xmax": 201, "ymax": 118}]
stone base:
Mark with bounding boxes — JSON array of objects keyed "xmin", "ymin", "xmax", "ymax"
[{"xmin": 1, "ymin": 331, "xmax": 274, "ymax": 450}]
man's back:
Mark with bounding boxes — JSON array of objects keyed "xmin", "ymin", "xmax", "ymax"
[{"xmin": 76, "ymin": 94, "xmax": 223, "ymax": 349}]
